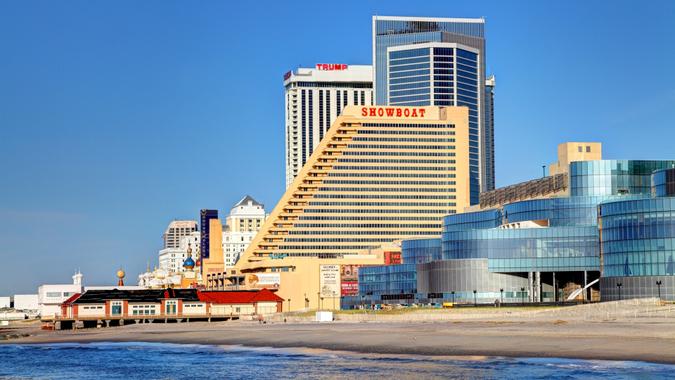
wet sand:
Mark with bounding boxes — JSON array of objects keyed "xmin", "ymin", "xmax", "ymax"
[{"xmin": 4, "ymin": 315, "xmax": 675, "ymax": 364}]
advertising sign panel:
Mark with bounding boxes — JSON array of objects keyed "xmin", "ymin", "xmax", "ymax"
[
  {"xmin": 384, "ymin": 251, "xmax": 402, "ymax": 265},
  {"xmin": 320, "ymin": 265, "xmax": 340, "ymax": 297},
  {"xmin": 246, "ymin": 273, "xmax": 281, "ymax": 289},
  {"xmin": 340, "ymin": 265, "xmax": 360, "ymax": 296}
]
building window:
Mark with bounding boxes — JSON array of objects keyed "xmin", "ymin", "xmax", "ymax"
[
  {"xmin": 165, "ymin": 300, "xmax": 177, "ymax": 315},
  {"xmin": 319, "ymin": 90, "xmax": 324, "ymax": 136},
  {"xmin": 131, "ymin": 304, "xmax": 156, "ymax": 316},
  {"xmin": 586, "ymin": 146, "xmax": 591, "ymax": 153},
  {"xmin": 111, "ymin": 301, "xmax": 123, "ymax": 316},
  {"xmin": 578, "ymin": 146, "xmax": 582, "ymax": 153},
  {"xmin": 337, "ymin": 90, "xmax": 342, "ymax": 116}
]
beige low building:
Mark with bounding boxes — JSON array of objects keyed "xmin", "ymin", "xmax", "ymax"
[
  {"xmin": 203, "ymin": 106, "xmax": 472, "ymax": 311},
  {"xmin": 549, "ymin": 142, "xmax": 602, "ymax": 176},
  {"xmin": 477, "ymin": 142, "xmax": 603, "ymax": 210}
]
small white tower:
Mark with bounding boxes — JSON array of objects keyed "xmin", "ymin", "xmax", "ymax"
[{"xmin": 72, "ymin": 270, "xmax": 83, "ymax": 286}]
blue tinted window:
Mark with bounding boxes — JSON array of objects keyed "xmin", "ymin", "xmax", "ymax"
[
  {"xmin": 456, "ymin": 69, "xmax": 477, "ymax": 80},
  {"xmin": 390, "ymin": 76, "xmax": 429, "ymax": 85},
  {"xmin": 390, "ymin": 82, "xmax": 430, "ymax": 91},
  {"xmin": 390, "ymin": 63, "xmax": 430, "ymax": 72},
  {"xmin": 390, "ymin": 69, "xmax": 430, "ymax": 79},
  {"xmin": 389, "ymin": 56, "xmax": 430, "ymax": 66},
  {"xmin": 456, "ymin": 57, "xmax": 477, "ymax": 67},
  {"xmin": 456, "ymin": 49, "xmax": 477, "ymax": 61},
  {"xmin": 433, "ymin": 48, "xmax": 454, "ymax": 56},
  {"xmin": 435, "ymin": 87, "xmax": 453, "ymax": 94},
  {"xmin": 389, "ymin": 48, "xmax": 429, "ymax": 60}
]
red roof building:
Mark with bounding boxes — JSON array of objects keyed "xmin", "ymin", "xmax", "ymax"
[
  {"xmin": 60, "ymin": 293, "xmax": 81, "ymax": 319},
  {"xmin": 198, "ymin": 289, "xmax": 283, "ymax": 304},
  {"xmin": 198, "ymin": 289, "xmax": 283, "ymax": 315},
  {"xmin": 57, "ymin": 288, "xmax": 284, "ymax": 324}
]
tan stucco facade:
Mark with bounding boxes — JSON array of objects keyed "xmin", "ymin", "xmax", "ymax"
[
  {"xmin": 202, "ymin": 219, "xmax": 224, "ymax": 276},
  {"xmin": 549, "ymin": 142, "xmax": 602, "ymax": 176}
]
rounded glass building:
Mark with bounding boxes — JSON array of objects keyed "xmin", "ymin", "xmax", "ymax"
[
  {"xmin": 354, "ymin": 153, "xmax": 675, "ymax": 307},
  {"xmin": 415, "ymin": 160, "xmax": 674, "ymax": 304},
  {"xmin": 599, "ymin": 168, "xmax": 675, "ymax": 300}
]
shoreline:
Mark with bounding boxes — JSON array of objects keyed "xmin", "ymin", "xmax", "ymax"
[{"xmin": 5, "ymin": 317, "xmax": 675, "ymax": 365}]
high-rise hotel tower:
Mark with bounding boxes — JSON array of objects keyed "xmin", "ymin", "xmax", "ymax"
[
  {"xmin": 222, "ymin": 105, "xmax": 471, "ymax": 311},
  {"xmin": 283, "ymin": 64, "xmax": 373, "ymax": 187},
  {"xmin": 373, "ymin": 16, "xmax": 494, "ymax": 201}
]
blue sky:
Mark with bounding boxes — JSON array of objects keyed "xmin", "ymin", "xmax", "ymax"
[{"xmin": 1, "ymin": 1, "xmax": 674, "ymax": 294}]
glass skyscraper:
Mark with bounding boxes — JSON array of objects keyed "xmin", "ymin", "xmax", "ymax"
[
  {"xmin": 373, "ymin": 16, "xmax": 494, "ymax": 201},
  {"xmin": 387, "ymin": 42, "xmax": 481, "ymax": 203}
]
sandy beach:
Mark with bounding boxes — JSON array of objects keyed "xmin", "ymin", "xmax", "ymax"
[{"xmin": 4, "ymin": 299, "xmax": 675, "ymax": 364}]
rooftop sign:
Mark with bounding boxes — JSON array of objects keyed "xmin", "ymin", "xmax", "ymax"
[
  {"xmin": 361, "ymin": 106, "xmax": 427, "ymax": 118},
  {"xmin": 316, "ymin": 63, "xmax": 348, "ymax": 71},
  {"xmin": 340, "ymin": 105, "xmax": 448, "ymax": 120}
]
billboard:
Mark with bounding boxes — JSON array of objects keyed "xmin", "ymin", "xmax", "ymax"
[
  {"xmin": 384, "ymin": 251, "xmax": 402, "ymax": 265},
  {"xmin": 340, "ymin": 265, "xmax": 360, "ymax": 296},
  {"xmin": 320, "ymin": 265, "xmax": 340, "ymax": 297},
  {"xmin": 246, "ymin": 273, "xmax": 281, "ymax": 289},
  {"xmin": 200, "ymin": 209, "xmax": 218, "ymax": 260}
]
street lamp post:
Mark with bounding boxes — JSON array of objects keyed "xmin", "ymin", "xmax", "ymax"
[
  {"xmin": 473, "ymin": 290, "xmax": 477, "ymax": 306},
  {"xmin": 520, "ymin": 287, "xmax": 525, "ymax": 305},
  {"xmin": 616, "ymin": 283, "xmax": 623, "ymax": 300},
  {"xmin": 451, "ymin": 291, "xmax": 455, "ymax": 304},
  {"xmin": 500, "ymin": 288, "xmax": 504, "ymax": 306},
  {"xmin": 360, "ymin": 295, "xmax": 365, "ymax": 310},
  {"xmin": 317, "ymin": 292, "xmax": 321, "ymax": 310},
  {"xmin": 321, "ymin": 297, "xmax": 324, "ymax": 310},
  {"xmin": 287, "ymin": 299, "xmax": 291, "ymax": 313},
  {"xmin": 656, "ymin": 280, "xmax": 663, "ymax": 301}
]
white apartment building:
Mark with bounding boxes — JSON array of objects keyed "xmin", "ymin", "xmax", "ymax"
[
  {"xmin": 222, "ymin": 195, "xmax": 267, "ymax": 268},
  {"xmin": 37, "ymin": 272, "xmax": 83, "ymax": 318},
  {"xmin": 283, "ymin": 64, "xmax": 373, "ymax": 187},
  {"xmin": 158, "ymin": 231, "xmax": 200, "ymax": 274},
  {"xmin": 13, "ymin": 294, "xmax": 39, "ymax": 312},
  {"xmin": 163, "ymin": 220, "xmax": 198, "ymax": 249}
]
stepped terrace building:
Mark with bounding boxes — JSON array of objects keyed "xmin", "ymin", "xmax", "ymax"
[{"xmin": 213, "ymin": 105, "xmax": 471, "ymax": 311}]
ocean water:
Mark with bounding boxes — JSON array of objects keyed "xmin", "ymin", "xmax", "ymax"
[{"xmin": 0, "ymin": 342, "xmax": 674, "ymax": 379}]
